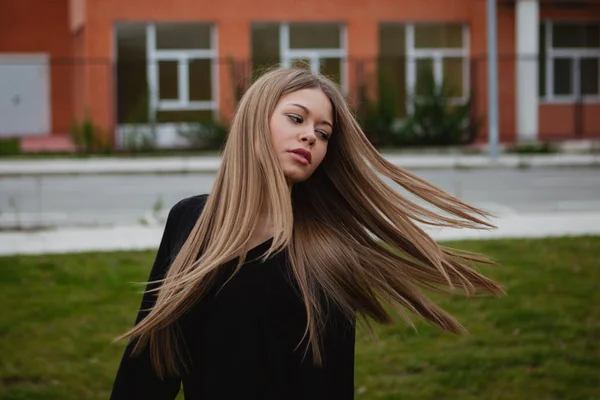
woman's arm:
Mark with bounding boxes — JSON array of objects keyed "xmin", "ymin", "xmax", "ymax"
[
  {"xmin": 322, "ymin": 307, "xmax": 356, "ymax": 399},
  {"xmin": 301, "ymin": 304, "xmax": 356, "ymax": 400},
  {"xmin": 109, "ymin": 198, "xmax": 200, "ymax": 399}
]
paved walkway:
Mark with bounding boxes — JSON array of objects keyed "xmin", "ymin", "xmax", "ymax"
[
  {"xmin": 2, "ymin": 151, "xmax": 599, "ymax": 255},
  {"xmin": 1, "ymin": 153, "xmax": 599, "ymax": 176},
  {"xmin": 2, "ymin": 210, "xmax": 599, "ymax": 256}
]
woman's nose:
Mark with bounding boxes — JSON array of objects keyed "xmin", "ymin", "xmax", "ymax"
[
  {"xmin": 301, "ymin": 134, "xmax": 316, "ymax": 146},
  {"xmin": 300, "ymin": 127, "xmax": 316, "ymax": 146}
]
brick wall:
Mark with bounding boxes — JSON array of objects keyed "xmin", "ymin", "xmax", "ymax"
[{"xmin": 0, "ymin": 0, "xmax": 73, "ymax": 134}]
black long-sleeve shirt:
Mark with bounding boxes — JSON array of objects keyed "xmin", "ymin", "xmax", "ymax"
[{"xmin": 110, "ymin": 194, "xmax": 356, "ymax": 400}]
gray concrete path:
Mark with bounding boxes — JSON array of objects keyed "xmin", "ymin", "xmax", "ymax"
[
  {"xmin": 1, "ymin": 210, "xmax": 599, "ymax": 256},
  {"xmin": 3, "ymin": 167, "xmax": 600, "ymax": 230},
  {"xmin": 2, "ymin": 152, "xmax": 599, "ymax": 256},
  {"xmin": 1, "ymin": 153, "xmax": 599, "ymax": 176}
]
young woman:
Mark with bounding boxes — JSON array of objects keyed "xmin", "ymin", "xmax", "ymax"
[{"xmin": 110, "ymin": 67, "xmax": 502, "ymax": 399}]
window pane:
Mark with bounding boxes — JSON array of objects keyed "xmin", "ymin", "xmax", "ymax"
[
  {"xmin": 156, "ymin": 110, "xmax": 214, "ymax": 123},
  {"xmin": 552, "ymin": 23, "xmax": 600, "ymax": 49},
  {"xmin": 379, "ymin": 57, "xmax": 406, "ymax": 118},
  {"xmin": 156, "ymin": 23, "xmax": 211, "ymax": 50},
  {"xmin": 320, "ymin": 58, "xmax": 341, "ymax": 85},
  {"xmin": 189, "ymin": 59, "xmax": 212, "ymax": 101},
  {"xmin": 553, "ymin": 58, "xmax": 573, "ymax": 96},
  {"xmin": 415, "ymin": 58, "xmax": 435, "ymax": 95},
  {"xmin": 539, "ymin": 23, "xmax": 546, "ymax": 97},
  {"xmin": 415, "ymin": 24, "xmax": 463, "ymax": 49},
  {"xmin": 289, "ymin": 23, "xmax": 341, "ymax": 49},
  {"xmin": 581, "ymin": 58, "xmax": 599, "ymax": 96},
  {"xmin": 379, "ymin": 24, "xmax": 407, "ymax": 117},
  {"xmin": 116, "ymin": 23, "xmax": 149, "ymax": 123},
  {"xmin": 443, "ymin": 57, "xmax": 464, "ymax": 97},
  {"xmin": 379, "ymin": 24, "xmax": 406, "ymax": 57},
  {"xmin": 252, "ymin": 24, "xmax": 280, "ymax": 76},
  {"xmin": 158, "ymin": 61, "xmax": 179, "ymax": 100}
]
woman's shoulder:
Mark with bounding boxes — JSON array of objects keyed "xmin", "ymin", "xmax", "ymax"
[
  {"xmin": 165, "ymin": 194, "xmax": 209, "ymax": 242},
  {"xmin": 169, "ymin": 194, "xmax": 209, "ymax": 220}
]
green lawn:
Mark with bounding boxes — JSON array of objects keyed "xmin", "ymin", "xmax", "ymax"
[{"xmin": 1, "ymin": 237, "xmax": 599, "ymax": 400}]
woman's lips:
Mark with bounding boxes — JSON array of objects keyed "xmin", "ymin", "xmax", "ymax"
[
  {"xmin": 289, "ymin": 151, "xmax": 310, "ymax": 165},
  {"xmin": 288, "ymin": 148, "xmax": 312, "ymax": 164}
]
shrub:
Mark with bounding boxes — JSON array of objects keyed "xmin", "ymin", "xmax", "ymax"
[
  {"xmin": 356, "ymin": 69, "xmax": 399, "ymax": 148},
  {"xmin": 177, "ymin": 117, "xmax": 228, "ymax": 151},
  {"xmin": 120, "ymin": 124, "xmax": 158, "ymax": 153},
  {"xmin": 507, "ymin": 141, "xmax": 558, "ymax": 154},
  {"xmin": 398, "ymin": 69, "xmax": 479, "ymax": 146},
  {"xmin": 0, "ymin": 138, "xmax": 20, "ymax": 156},
  {"xmin": 69, "ymin": 112, "xmax": 110, "ymax": 154}
]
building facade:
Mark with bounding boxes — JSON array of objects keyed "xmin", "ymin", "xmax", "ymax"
[{"xmin": 1, "ymin": 0, "xmax": 599, "ymax": 148}]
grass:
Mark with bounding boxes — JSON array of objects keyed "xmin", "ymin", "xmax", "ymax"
[
  {"xmin": 1, "ymin": 237, "xmax": 599, "ymax": 400},
  {"xmin": 506, "ymin": 141, "xmax": 559, "ymax": 155}
]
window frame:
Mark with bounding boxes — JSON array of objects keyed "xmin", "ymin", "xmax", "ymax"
[
  {"xmin": 252, "ymin": 22, "xmax": 348, "ymax": 93},
  {"xmin": 146, "ymin": 23, "xmax": 219, "ymax": 121},
  {"xmin": 380, "ymin": 23, "xmax": 470, "ymax": 116},
  {"xmin": 541, "ymin": 20, "xmax": 600, "ymax": 104}
]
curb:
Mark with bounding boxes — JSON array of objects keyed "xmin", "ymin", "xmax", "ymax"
[{"xmin": 1, "ymin": 154, "xmax": 599, "ymax": 177}]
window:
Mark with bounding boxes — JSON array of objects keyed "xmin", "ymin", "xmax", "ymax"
[
  {"xmin": 116, "ymin": 23, "xmax": 149, "ymax": 124},
  {"xmin": 115, "ymin": 22, "xmax": 217, "ymax": 125},
  {"xmin": 251, "ymin": 23, "xmax": 346, "ymax": 90},
  {"xmin": 540, "ymin": 21, "xmax": 600, "ymax": 101},
  {"xmin": 379, "ymin": 23, "xmax": 469, "ymax": 118},
  {"xmin": 379, "ymin": 24, "xmax": 407, "ymax": 118}
]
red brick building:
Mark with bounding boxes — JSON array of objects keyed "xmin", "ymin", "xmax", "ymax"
[{"xmin": 1, "ymin": 0, "xmax": 599, "ymax": 149}]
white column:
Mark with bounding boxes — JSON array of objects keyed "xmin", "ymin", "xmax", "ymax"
[{"xmin": 516, "ymin": 0, "xmax": 540, "ymax": 143}]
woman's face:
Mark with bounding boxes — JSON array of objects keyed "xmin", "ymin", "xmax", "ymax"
[{"xmin": 269, "ymin": 88, "xmax": 333, "ymax": 184}]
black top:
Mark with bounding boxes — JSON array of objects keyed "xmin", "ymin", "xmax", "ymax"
[{"xmin": 110, "ymin": 194, "xmax": 356, "ymax": 400}]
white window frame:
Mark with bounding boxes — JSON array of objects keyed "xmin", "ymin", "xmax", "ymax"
[
  {"xmin": 278, "ymin": 23, "xmax": 348, "ymax": 94},
  {"xmin": 541, "ymin": 20, "xmax": 600, "ymax": 104},
  {"xmin": 146, "ymin": 23, "xmax": 219, "ymax": 121},
  {"xmin": 404, "ymin": 23, "xmax": 470, "ymax": 113}
]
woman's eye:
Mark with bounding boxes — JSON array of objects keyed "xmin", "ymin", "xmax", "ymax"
[
  {"xmin": 288, "ymin": 115, "xmax": 303, "ymax": 124},
  {"xmin": 288, "ymin": 114, "xmax": 330, "ymax": 141},
  {"xmin": 317, "ymin": 131, "xmax": 331, "ymax": 141}
]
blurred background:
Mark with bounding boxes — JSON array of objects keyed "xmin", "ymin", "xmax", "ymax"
[
  {"xmin": 0, "ymin": 0, "xmax": 599, "ymax": 399},
  {"xmin": 1, "ymin": 0, "xmax": 599, "ymax": 154}
]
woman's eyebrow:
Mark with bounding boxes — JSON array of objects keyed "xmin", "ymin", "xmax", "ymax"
[{"xmin": 289, "ymin": 103, "xmax": 333, "ymax": 128}]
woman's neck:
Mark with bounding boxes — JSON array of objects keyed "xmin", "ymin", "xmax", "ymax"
[{"xmin": 246, "ymin": 205, "xmax": 276, "ymax": 250}]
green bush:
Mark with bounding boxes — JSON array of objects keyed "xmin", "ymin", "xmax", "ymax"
[
  {"xmin": 0, "ymin": 138, "xmax": 20, "ymax": 156},
  {"xmin": 398, "ymin": 70, "xmax": 479, "ymax": 146},
  {"xmin": 120, "ymin": 125, "xmax": 158, "ymax": 153},
  {"xmin": 356, "ymin": 69, "xmax": 399, "ymax": 147},
  {"xmin": 69, "ymin": 112, "xmax": 110, "ymax": 154},
  {"xmin": 507, "ymin": 141, "xmax": 558, "ymax": 154},
  {"xmin": 177, "ymin": 117, "xmax": 228, "ymax": 151}
]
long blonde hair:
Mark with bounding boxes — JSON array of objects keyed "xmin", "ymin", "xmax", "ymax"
[{"xmin": 119, "ymin": 67, "xmax": 503, "ymax": 378}]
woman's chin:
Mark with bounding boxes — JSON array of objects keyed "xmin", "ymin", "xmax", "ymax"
[{"xmin": 284, "ymin": 169, "xmax": 311, "ymax": 184}]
